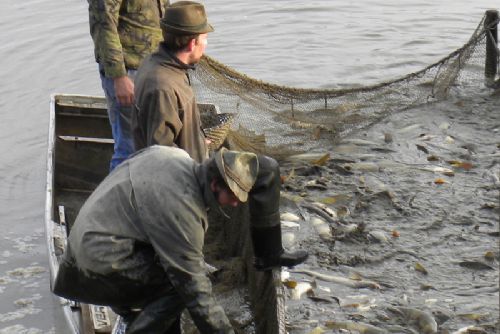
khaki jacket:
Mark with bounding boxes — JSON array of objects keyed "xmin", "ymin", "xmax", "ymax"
[
  {"xmin": 88, "ymin": 0, "xmax": 170, "ymax": 78},
  {"xmin": 133, "ymin": 44, "xmax": 208, "ymax": 163}
]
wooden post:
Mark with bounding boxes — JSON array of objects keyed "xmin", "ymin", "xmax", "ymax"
[{"xmin": 484, "ymin": 9, "xmax": 498, "ymax": 87}]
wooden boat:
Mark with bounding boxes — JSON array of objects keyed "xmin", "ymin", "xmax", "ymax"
[{"xmin": 45, "ymin": 94, "xmax": 285, "ymax": 334}]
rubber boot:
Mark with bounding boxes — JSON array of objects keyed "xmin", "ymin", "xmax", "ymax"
[{"xmin": 251, "ymin": 225, "xmax": 308, "ymax": 271}]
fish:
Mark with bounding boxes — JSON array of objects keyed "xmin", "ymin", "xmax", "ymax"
[
  {"xmin": 305, "ymin": 179, "xmax": 328, "ymax": 190},
  {"xmin": 419, "ymin": 166, "xmax": 455, "ymax": 176},
  {"xmin": 336, "ymin": 223, "xmax": 359, "ymax": 234},
  {"xmin": 289, "ymin": 282, "xmax": 313, "ymax": 300},
  {"xmin": 439, "ymin": 122, "xmax": 451, "ymax": 130},
  {"xmin": 396, "ymin": 124, "xmax": 422, "ymax": 134},
  {"xmin": 384, "ymin": 133, "xmax": 393, "ymax": 143},
  {"xmin": 314, "ymin": 222, "xmax": 331, "ymax": 235},
  {"xmin": 458, "ymin": 261, "xmax": 495, "ymax": 270},
  {"xmin": 281, "ymin": 269, "xmax": 291, "ymax": 281},
  {"xmin": 427, "ymin": 155, "xmax": 440, "ymax": 161},
  {"xmin": 311, "ymin": 153, "xmax": 330, "ymax": 166},
  {"xmin": 317, "ymin": 194, "xmax": 352, "ymax": 205},
  {"xmin": 434, "ymin": 178, "xmax": 447, "ymax": 184},
  {"xmin": 451, "ymin": 325, "xmax": 487, "ymax": 334},
  {"xmin": 484, "ymin": 251, "xmax": 496, "ymax": 261},
  {"xmin": 447, "ymin": 160, "xmax": 473, "ymax": 170},
  {"xmin": 301, "ymin": 202, "xmax": 340, "ymax": 226},
  {"xmin": 388, "ymin": 306, "xmax": 437, "ymax": 334},
  {"xmin": 291, "ymin": 269, "xmax": 381, "ymax": 289},
  {"xmin": 342, "ymin": 162, "xmax": 381, "ymax": 172},
  {"xmin": 444, "ymin": 136, "xmax": 455, "ymax": 144},
  {"xmin": 415, "ymin": 262, "xmax": 429, "ymax": 275},
  {"xmin": 456, "ymin": 286, "xmax": 499, "ymax": 296},
  {"xmin": 311, "ymin": 202, "xmax": 338, "ymax": 219},
  {"xmin": 368, "ymin": 230, "xmax": 389, "ymax": 243},
  {"xmin": 336, "ymin": 206, "xmax": 351, "ymax": 217},
  {"xmin": 282, "ymin": 232, "xmax": 296, "ymax": 248},
  {"xmin": 314, "ymin": 224, "xmax": 331, "ymax": 239},
  {"xmin": 325, "ymin": 321, "xmax": 387, "ymax": 334},
  {"xmin": 281, "ymin": 221, "xmax": 300, "ymax": 228},
  {"xmin": 338, "ymin": 295, "xmax": 376, "ymax": 309},
  {"xmin": 416, "ymin": 144, "xmax": 430, "ymax": 154},
  {"xmin": 370, "ymin": 147, "xmax": 397, "ymax": 153},
  {"xmin": 456, "ymin": 313, "xmax": 490, "ymax": 321},
  {"xmin": 419, "ymin": 134, "xmax": 436, "ymax": 141},
  {"xmin": 307, "ymin": 327, "xmax": 325, "ymax": 334},
  {"xmin": 280, "ymin": 212, "xmax": 301, "ymax": 222},
  {"xmin": 424, "ymin": 298, "xmax": 438, "ymax": 305},
  {"xmin": 281, "ymin": 167, "xmax": 296, "ymax": 183},
  {"xmin": 286, "ymin": 152, "xmax": 332, "ymax": 163},
  {"xmin": 310, "ymin": 217, "xmax": 332, "ymax": 239},
  {"xmin": 341, "ymin": 138, "xmax": 379, "ymax": 146}
]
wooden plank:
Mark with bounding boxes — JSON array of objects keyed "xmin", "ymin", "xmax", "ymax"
[
  {"xmin": 81, "ymin": 304, "xmax": 96, "ymax": 334},
  {"xmin": 56, "ymin": 206, "xmax": 79, "ymax": 307},
  {"xmin": 58, "ymin": 205, "xmax": 67, "ymax": 226},
  {"xmin": 59, "ymin": 187, "xmax": 93, "ymax": 194},
  {"xmin": 58, "ymin": 135, "xmax": 114, "ymax": 144},
  {"xmin": 57, "ymin": 112, "xmax": 109, "ymax": 119},
  {"xmin": 57, "ymin": 205, "xmax": 68, "ymax": 249}
]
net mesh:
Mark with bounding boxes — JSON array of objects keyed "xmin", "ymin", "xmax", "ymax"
[{"xmin": 192, "ymin": 14, "xmax": 498, "ymax": 160}]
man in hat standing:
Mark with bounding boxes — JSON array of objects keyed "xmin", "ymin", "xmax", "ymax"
[
  {"xmin": 88, "ymin": 0, "xmax": 170, "ymax": 171},
  {"xmin": 132, "ymin": 0, "xmax": 212, "ymax": 163},
  {"xmin": 131, "ymin": 1, "xmax": 308, "ymax": 274},
  {"xmin": 53, "ymin": 145, "xmax": 307, "ymax": 332}
]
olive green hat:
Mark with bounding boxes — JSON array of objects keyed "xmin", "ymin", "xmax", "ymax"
[
  {"xmin": 161, "ymin": 1, "xmax": 214, "ymax": 35},
  {"xmin": 214, "ymin": 148, "xmax": 259, "ymax": 202}
]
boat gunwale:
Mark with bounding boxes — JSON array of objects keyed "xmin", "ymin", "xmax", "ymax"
[{"xmin": 46, "ymin": 93, "xmax": 85, "ymax": 333}]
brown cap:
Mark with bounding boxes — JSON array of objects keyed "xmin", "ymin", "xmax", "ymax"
[
  {"xmin": 161, "ymin": 1, "xmax": 214, "ymax": 35},
  {"xmin": 214, "ymin": 148, "xmax": 259, "ymax": 202}
]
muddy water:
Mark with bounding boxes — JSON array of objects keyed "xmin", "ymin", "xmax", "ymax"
[
  {"xmin": 279, "ymin": 93, "xmax": 499, "ymax": 333},
  {"xmin": 0, "ymin": 0, "xmax": 499, "ymax": 333}
]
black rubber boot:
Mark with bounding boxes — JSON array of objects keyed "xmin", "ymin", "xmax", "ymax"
[{"xmin": 251, "ymin": 225, "xmax": 308, "ymax": 271}]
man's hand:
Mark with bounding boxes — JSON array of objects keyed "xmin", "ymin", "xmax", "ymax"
[{"xmin": 114, "ymin": 75, "xmax": 134, "ymax": 107}]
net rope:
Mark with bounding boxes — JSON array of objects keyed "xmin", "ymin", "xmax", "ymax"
[{"xmin": 192, "ymin": 14, "xmax": 498, "ymax": 160}]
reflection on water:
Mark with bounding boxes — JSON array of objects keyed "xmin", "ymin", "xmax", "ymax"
[{"xmin": 0, "ymin": 0, "xmax": 498, "ymax": 332}]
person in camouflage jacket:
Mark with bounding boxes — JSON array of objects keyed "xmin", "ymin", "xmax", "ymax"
[{"xmin": 88, "ymin": 0, "xmax": 169, "ymax": 170}]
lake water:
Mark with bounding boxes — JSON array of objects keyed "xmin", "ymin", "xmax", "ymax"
[{"xmin": 0, "ymin": 0, "xmax": 498, "ymax": 333}]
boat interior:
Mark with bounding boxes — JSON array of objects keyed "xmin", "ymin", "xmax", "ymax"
[{"xmin": 48, "ymin": 94, "xmax": 284, "ymax": 333}]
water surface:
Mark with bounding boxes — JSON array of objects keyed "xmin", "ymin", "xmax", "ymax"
[{"xmin": 0, "ymin": 0, "xmax": 498, "ymax": 332}]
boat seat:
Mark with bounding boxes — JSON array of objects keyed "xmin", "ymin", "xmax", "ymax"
[{"xmin": 58, "ymin": 135, "xmax": 114, "ymax": 144}]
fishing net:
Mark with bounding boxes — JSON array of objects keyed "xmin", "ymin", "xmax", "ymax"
[{"xmin": 192, "ymin": 12, "xmax": 499, "ymax": 160}]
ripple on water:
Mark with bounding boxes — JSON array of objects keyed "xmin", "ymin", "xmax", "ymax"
[
  {"xmin": 0, "ymin": 296, "xmax": 42, "ymax": 323},
  {"xmin": 1, "ymin": 0, "xmax": 499, "ymax": 332},
  {"xmin": 0, "ymin": 325, "xmax": 50, "ymax": 334},
  {"xmin": 7, "ymin": 266, "xmax": 46, "ymax": 280}
]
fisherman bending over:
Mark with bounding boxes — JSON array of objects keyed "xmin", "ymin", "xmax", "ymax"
[{"xmin": 53, "ymin": 146, "xmax": 308, "ymax": 333}]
